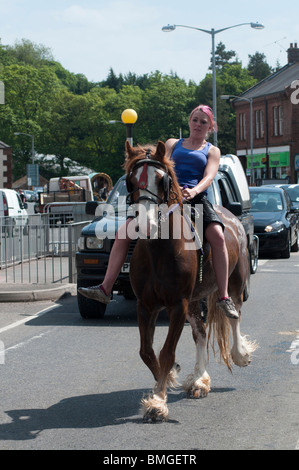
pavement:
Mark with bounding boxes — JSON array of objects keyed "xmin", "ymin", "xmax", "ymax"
[
  {"xmin": 0, "ymin": 282, "xmax": 77, "ymax": 302},
  {"xmin": 0, "ymin": 255, "xmax": 77, "ymax": 302}
]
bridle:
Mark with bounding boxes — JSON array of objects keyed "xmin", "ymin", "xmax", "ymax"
[{"xmin": 126, "ymin": 149, "xmax": 173, "ymax": 205}]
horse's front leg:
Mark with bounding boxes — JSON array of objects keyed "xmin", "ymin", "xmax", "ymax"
[
  {"xmin": 138, "ymin": 301, "xmax": 160, "ymax": 381},
  {"xmin": 142, "ymin": 300, "xmax": 187, "ymax": 423},
  {"xmin": 183, "ymin": 305, "xmax": 211, "ymax": 398}
]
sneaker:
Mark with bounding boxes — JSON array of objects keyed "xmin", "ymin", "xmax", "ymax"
[
  {"xmin": 78, "ymin": 285, "xmax": 111, "ymax": 304},
  {"xmin": 216, "ymin": 297, "xmax": 239, "ymax": 320}
]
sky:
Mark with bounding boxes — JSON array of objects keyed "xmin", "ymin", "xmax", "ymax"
[{"xmin": 0, "ymin": 0, "xmax": 299, "ymax": 84}]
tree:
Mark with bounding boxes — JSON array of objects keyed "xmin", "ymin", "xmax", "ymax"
[
  {"xmin": 5, "ymin": 38, "xmax": 54, "ymax": 65},
  {"xmin": 0, "ymin": 64, "xmax": 62, "ymax": 179},
  {"xmin": 247, "ymin": 52, "xmax": 273, "ymax": 81},
  {"xmin": 210, "ymin": 42, "xmax": 239, "ymax": 71}
]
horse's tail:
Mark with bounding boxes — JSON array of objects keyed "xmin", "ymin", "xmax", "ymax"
[{"xmin": 206, "ymin": 291, "xmax": 233, "ymax": 372}]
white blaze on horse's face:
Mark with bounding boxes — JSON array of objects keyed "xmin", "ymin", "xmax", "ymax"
[{"xmin": 134, "ymin": 165, "xmax": 164, "ymax": 239}]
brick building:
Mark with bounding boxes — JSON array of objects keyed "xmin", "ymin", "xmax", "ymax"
[
  {"xmin": 0, "ymin": 140, "xmax": 12, "ymax": 188},
  {"xmin": 233, "ymin": 43, "xmax": 299, "ymax": 184}
]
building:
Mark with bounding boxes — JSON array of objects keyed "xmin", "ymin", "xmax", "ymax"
[
  {"xmin": 0, "ymin": 140, "xmax": 12, "ymax": 188},
  {"xmin": 234, "ymin": 43, "xmax": 299, "ymax": 184}
]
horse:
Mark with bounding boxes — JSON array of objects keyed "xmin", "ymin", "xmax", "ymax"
[{"xmin": 124, "ymin": 140, "xmax": 257, "ymax": 423}]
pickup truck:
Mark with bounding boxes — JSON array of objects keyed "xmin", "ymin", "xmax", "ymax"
[
  {"xmin": 35, "ymin": 173, "xmax": 113, "ymax": 224},
  {"xmin": 76, "ymin": 154, "xmax": 259, "ymax": 318}
]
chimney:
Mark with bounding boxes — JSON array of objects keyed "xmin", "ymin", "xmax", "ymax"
[{"xmin": 288, "ymin": 42, "xmax": 299, "ymax": 63}]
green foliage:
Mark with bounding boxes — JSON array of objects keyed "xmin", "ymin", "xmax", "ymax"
[{"xmin": 0, "ymin": 38, "xmax": 275, "ymax": 183}]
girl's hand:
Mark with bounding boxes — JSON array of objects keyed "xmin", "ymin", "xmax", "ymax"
[{"xmin": 181, "ymin": 186, "xmax": 198, "ymax": 200}]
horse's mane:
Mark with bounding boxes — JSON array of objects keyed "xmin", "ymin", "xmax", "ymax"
[{"xmin": 123, "ymin": 143, "xmax": 183, "ymax": 205}]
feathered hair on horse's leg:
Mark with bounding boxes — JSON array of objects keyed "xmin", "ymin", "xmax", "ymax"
[{"xmin": 207, "ymin": 291, "xmax": 233, "ymax": 372}]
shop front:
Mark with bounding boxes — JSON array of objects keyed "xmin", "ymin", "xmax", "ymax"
[{"xmin": 241, "ymin": 146, "xmax": 291, "ymax": 184}]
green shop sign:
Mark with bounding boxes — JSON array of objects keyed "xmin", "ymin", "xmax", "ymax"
[
  {"xmin": 247, "ymin": 151, "xmax": 290, "ymax": 169},
  {"xmin": 269, "ymin": 151, "xmax": 290, "ymax": 167}
]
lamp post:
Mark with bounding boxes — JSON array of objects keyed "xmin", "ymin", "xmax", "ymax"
[
  {"xmin": 162, "ymin": 22, "xmax": 264, "ymax": 148},
  {"xmin": 14, "ymin": 132, "xmax": 35, "ymax": 164},
  {"xmin": 121, "ymin": 109, "xmax": 138, "ymax": 145},
  {"xmin": 221, "ymin": 94, "xmax": 254, "ymax": 184}
]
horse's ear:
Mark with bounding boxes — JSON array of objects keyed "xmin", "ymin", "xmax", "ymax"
[
  {"xmin": 125, "ymin": 140, "xmax": 133, "ymax": 155},
  {"xmin": 125, "ymin": 140, "xmax": 138, "ymax": 159},
  {"xmin": 154, "ymin": 141, "xmax": 166, "ymax": 159}
]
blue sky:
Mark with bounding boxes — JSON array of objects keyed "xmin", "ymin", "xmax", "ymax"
[{"xmin": 0, "ymin": 0, "xmax": 298, "ymax": 84}]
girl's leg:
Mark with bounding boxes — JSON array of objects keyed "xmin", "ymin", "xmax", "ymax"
[
  {"xmin": 205, "ymin": 222, "xmax": 239, "ymax": 319},
  {"xmin": 101, "ymin": 219, "xmax": 133, "ymax": 295},
  {"xmin": 78, "ymin": 218, "xmax": 135, "ymax": 302},
  {"xmin": 205, "ymin": 222, "xmax": 228, "ymax": 299}
]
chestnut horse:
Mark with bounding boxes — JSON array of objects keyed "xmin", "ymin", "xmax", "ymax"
[{"xmin": 124, "ymin": 141, "xmax": 257, "ymax": 422}]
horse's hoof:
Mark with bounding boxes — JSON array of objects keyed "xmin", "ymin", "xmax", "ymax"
[
  {"xmin": 143, "ymin": 409, "xmax": 167, "ymax": 424},
  {"xmin": 191, "ymin": 387, "xmax": 209, "ymax": 399}
]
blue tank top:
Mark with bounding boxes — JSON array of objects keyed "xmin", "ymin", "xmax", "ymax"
[{"xmin": 171, "ymin": 139, "xmax": 211, "ymax": 195}]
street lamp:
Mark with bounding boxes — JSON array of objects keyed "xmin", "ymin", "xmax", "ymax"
[
  {"xmin": 14, "ymin": 132, "xmax": 35, "ymax": 164},
  {"xmin": 221, "ymin": 94, "xmax": 254, "ymax": 184},
  {"xmin": 162, "ymin": 22, "xmax": 264, "ymax": 147},
  {"xmin": 121, "ymin": 109, "xmax": 138, "ymax": 146}
]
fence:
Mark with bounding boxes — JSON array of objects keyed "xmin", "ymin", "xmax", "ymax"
[{"xmin": 0, "ymin": 207, "xmax": 93, "ymax": 284}]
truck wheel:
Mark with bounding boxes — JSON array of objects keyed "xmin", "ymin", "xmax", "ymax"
[
  {"xmin": 243, "ymin": 249, "xmax": 251, "ymax": 301},
  {"xmin": 250, "ymin": 236, "xmax": 259, "ymax": 274},
  {"xmin": 291, "ymin": 230, "xmax": 299, "ymax": 252},
  {"xmin": 77, "ymin": 282, "xmax": 107, "ymax": 319}
]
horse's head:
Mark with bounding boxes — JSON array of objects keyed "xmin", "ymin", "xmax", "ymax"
[{"xmin": 124, "ymin": 141, "xmax": 181, "ymax": 238}]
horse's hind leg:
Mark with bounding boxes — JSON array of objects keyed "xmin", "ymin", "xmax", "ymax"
[
  {"xmin": 229, "ymin": 300, "xmax": 258, "ymax": 367},
  {"xmin": 141, "ymin": 300, "xmax": 187, "ymax": 422},
  {"xmin": 183, "ymin": 305, "xmax": 211, "ymax": 398}
]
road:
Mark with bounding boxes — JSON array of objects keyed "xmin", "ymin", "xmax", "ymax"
[{"xmin": 0, "ymin": 253, "xmax": 298, "ymax": 451}]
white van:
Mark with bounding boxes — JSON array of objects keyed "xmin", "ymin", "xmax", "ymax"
[{"xmin": 0, "ymin": 189, "xmax": 28, "ymax": 235}]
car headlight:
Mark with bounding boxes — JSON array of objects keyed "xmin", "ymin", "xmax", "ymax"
[
  {"xmin": 86, "ymin": 236, "xmax": 104, "ymax": 250},
  {"xmin": 265, "ymin": 221, "xmax": 285, "ymax": 233}
]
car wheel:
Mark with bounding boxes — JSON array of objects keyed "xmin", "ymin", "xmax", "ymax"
[
  {"xmin": 281, "ymin": 231, "xmax": 291, "ymax": 259},
  {"xmin": 77, "ymin": 281, "xmax": 107, "ymax": 319}
]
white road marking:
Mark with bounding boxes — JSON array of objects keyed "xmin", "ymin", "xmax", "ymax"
[
  {"xmin": 257, "ymin": 259, "xmax": 268, "ymax": 266},
  {"xmin": 0, "ymin": 305, "xmax": 56, "ymax": 334},
  {"xmin": 4, "ymin": 331, "xmax": 51, "ymax": 354}
]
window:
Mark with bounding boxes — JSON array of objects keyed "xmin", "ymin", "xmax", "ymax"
[
  {"xmin": 255, "ymin": 111, "xmax": 260, "ymax": 138},
  {"xmin": 239, "ymin": 113, "xmax": 246, "ymax": 141},
  {"xmin": 279, "ymin": 106, "xmax": 283, "ymax": 135},
  {"xmin": 260, "ymin": 110, "xmax": 264, "ymax": 138},
  {"xmin": 256, "ymin": 110, "xmax": 264, "ymax": 139},
  {"xmin": 274, "ymin": 106, "xmax": 283, "ymax": 136}
]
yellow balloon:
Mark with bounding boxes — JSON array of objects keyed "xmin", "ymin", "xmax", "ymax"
[{"xmin": 121, "ymin": 109, "xmax": 138, "ymax": 124}]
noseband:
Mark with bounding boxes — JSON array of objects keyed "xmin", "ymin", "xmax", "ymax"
[{"xmin": 126, "ymin": 149, "xmax": 173, "ymax": 205}]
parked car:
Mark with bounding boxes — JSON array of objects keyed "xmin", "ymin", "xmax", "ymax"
[
  {"xmin": 76, "ymin": 154, "xmax": 258, "ymax": 319},
  {"xmin": 0, "ymin": 188, "xmax": 28, "ymax": 236},
  {"xmin": 264, "ymin": 184, "xmax": 299, "ymax": 229},
  {"xmin": 249, "ymin": 186, "xmax": 299, "ymax": 258},
  {"xmin": 264, "ymin": 184, "xmax": 299, "ymax": 209}
]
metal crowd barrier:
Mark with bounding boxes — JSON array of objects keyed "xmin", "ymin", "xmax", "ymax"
[{"xmin": 0, "ymin": 210, "xmax": 92, "ymax": 285}]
